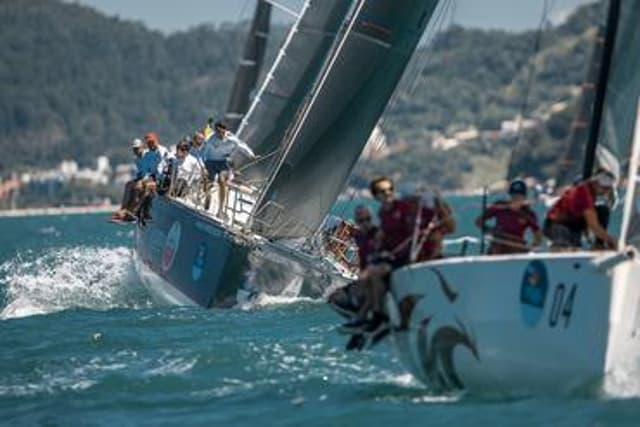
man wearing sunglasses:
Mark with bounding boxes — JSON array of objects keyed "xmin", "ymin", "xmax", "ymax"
[{"xmin": 340, "ymin": 177, "xmax": 455, "ymax": 337}]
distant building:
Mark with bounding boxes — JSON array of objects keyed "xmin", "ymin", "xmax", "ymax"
[{"xmin": 500, "ymin": 115, "xmax": 541, "ymax": 138}]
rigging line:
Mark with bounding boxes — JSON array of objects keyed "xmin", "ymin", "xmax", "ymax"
[
  {"xmin": 237, "ymin": 0, "xmax": 311, "ymax": 136},
  {"xmin": 253, "ymin": 0, "xmax": 368, "ymax": 226},
  {"xmin": 511, "ymin": 0, "xmax": 556, "ymax": 166}
]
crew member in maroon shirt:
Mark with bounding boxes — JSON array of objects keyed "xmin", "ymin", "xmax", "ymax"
[
  {"xmin": 475, "ymin": 179, "xmax": 542, "ymax": 254},
  {"xmin": 544, "ymin": 168, "xmax": 616, "ymax": 250},
  {"xmin": 376, "ymin": 180, "xmax": 455, "ymax": 265},
  {"xmin": 340, "ymin": 177, "xmax": 455, "ymax": 336}
]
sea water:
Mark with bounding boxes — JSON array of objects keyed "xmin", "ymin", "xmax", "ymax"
[{"xmin": 1, "ymin": 200, "xmax": 639, "ymax": 426}]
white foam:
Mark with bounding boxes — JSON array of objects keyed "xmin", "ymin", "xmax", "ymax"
[{"xmin": 0, "ymin": 246, "xmax": 151, "ymax": 319}]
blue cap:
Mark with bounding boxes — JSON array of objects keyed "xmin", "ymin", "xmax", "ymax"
[{"xmin": 508, "ymin": 179, "xmax": 527, "ymax": 196}]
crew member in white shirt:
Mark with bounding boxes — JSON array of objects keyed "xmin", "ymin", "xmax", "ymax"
[
  {"xmin": 202, "ymin": 121, "xmax": 256, "ymax": 218},
  {"xmin": 168, "ymin": 141, "xmax": 201, "ymax": 197}
]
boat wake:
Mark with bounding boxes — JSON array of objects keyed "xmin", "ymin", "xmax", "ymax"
[
  {"xmin": 237, "ymin": 275, "xmax": 320, "ymax": 309},
  {"xmin": 0, "ymin": 246, "xmax": 152, "ymax": 320}
]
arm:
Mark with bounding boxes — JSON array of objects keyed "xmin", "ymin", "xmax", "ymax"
[
  {"xmin": 437, "ymin": 200, "xmax": 456, "ymax": 234},
  {"xmin": 584, "ymin": 208, "xmax": 616, "ymax": 249},
  {"xmin": 227, "ymin": 133, "xmax": 256, "ymax": 158}
]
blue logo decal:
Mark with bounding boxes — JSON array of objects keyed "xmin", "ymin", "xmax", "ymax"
[
  {"xmin": 520, "ymin": 260, "xmax": 548, "ymax": 327},
  {"xmin": 192, "ymin": 242, "xmax": 207, "ymax": 282}
]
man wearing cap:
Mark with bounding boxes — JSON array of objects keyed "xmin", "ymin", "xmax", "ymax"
[
  {"xmin": 544, "ymin": 168, "xmax": 617, "ymax": 250},
  {"xmin": 475, "ymin": 179, "xmax": 542, "ymax": 254},
  {"xmin": 202, "ymin": 122, "xmax": 256, "ymax": 218},
  {"xmin": 111, "ymin": 138, "xmax": 146, "ymax": 221}
]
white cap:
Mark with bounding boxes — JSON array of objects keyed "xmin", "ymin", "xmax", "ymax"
[{"xmin": 131, "ymin": 138, "xmax": 143, "ymax": 148}]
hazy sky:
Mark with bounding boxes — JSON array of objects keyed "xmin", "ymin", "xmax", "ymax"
[{"xmin": 66, "ymin": 0, "xmax": 593, "ymax": 34}]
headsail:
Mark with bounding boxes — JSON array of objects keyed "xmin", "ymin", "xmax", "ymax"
[
  {"xmin": 224, "ymin": 1, "xmax": 272, "ymax": 132},
  {"xmin": 252, "ymin": 0, "xmax": 440, "ymax": 239},
  {"xmin": 237, "ymin": 0, "xmax": 353, "ymax": 183},
  {"xmin": 591, "ymin": 0, "xmax": 640, "ymax": 178}
]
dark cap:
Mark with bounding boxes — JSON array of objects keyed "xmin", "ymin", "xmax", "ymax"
[{"xmin": 508, "ymin": 179, "xmax": 527, "ymax": 196}]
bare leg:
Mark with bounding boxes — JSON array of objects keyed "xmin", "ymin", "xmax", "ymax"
[{"xmin": 217, "ymin": 174, "xmax": 228, "ymax": 217}]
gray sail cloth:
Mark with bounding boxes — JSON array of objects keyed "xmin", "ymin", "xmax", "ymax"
[
  {"xmin": 224, "ymin": 1, "xmax": 272, "ymax": 132},
  {"xmin": 252, "ymin": 0, "xmax": 440, "ymax": 239},
  {"xmin": 596, "ymin": 1, "xmax": 640, "ymax": 175},
  {"xmin": 236, "ymin": 0, "xmax": 354, "ymax": 183},
  {"xmin": 555, "ymin": 18, "xmax": 606, "ymax": 187},
  {"xmin": 602, "ymin": 1, "xmax": 640, "ymax": 245}
]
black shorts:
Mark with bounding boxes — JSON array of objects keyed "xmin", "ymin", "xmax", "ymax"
[
  {"xmin": 204, "ymin": 159, "xmax": 229, "ymax": 179},
  {"xmin": 543, "ymin": 219, "xmax": 582, "ymax": 248}
]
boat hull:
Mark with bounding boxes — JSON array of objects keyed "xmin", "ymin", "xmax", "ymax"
[
  {"xmin": 134, "ymin": 196, "xmax": 350, "ymax": 307},
  {"xmin": 388, "ymin": 251, "xmax": 640, "ymax": 394}
]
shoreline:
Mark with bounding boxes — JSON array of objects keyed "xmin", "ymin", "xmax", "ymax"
[{"xmin": 0, "ymin": 204, "xmax": 117, "ymax": 218}]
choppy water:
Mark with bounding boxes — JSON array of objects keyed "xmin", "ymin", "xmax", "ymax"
[{"xmin": 1, "ymin": 205, "xmax": 640, "ymax": 426}]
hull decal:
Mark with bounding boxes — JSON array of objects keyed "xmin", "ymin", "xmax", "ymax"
[
  {"xmin": 520, "ymin": 260, "xmax": 549, "ymax": 327},
  {"xmin": 162, "ymin": 221, "xmax": 182, "ymax": 272}
]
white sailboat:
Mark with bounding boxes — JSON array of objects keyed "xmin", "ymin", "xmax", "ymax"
[{"xmin": 385, "ymin": 0, "xmax": 640, "ymax": 394}]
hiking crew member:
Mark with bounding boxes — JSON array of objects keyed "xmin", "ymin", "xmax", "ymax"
[
  {"xmin": 202, "ymin": 121, "xmax": 255, "ymax": 218},
  {"xmin": 353, "ymin": 206, "xmax": 380, "ymax": 272},
  {"xmin": 475, "ymin": 179, "xmax": 542, "ymax": 254},
  {"xmin": 137, "ymin": 132, "xmax": 169, "ymax": 220},
  {"xmin": 340, "ymin": 177, "xmax": 455, "ymax": 335},
  {"xmin": 544, "ymin": 168, "xmax": 616, "ymax": 250},
  {"xmin": 111, "ymin": 138, "xmax": 146, "ymax": 221}
]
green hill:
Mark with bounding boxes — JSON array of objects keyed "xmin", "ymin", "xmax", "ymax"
[{"xmin": 0, "ymin": 0, "xmax": 603, "ymax": 191}]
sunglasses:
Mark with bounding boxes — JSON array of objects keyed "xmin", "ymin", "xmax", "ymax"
[
  {"xmin": 375, "ymin": 186, "xmax": 393, "ymax": 195},
  {"xmin": 356, "ymin": 216, "xmax": 371, "ymax": 223},
  {"xmin": 178, "ymin": 146, "xmax": 189, "ymax": 152}
]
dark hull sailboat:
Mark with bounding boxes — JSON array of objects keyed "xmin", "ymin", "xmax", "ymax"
[{"xmin": 134, "ymin": 0, "xmax": 441, "ymax": 307}]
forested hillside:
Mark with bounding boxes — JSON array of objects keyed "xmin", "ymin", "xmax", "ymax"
[
  {"xmin": 1, "ymin": 0, "xmax": 603, "ymax": 189},
  {"xmin": 0, "ymin": 0, "xmax": 245, "ymax": 171}
]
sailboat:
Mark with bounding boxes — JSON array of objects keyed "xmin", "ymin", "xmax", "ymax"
[
  {"xmin": 134, "ymin": 0, "xmax": 441, "ymax": 307},
  {"xmin": 382, "ymin": 0, "xmax": 640, "ymax": 394}
]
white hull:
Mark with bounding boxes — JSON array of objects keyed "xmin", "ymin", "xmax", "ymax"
[{"xmin": 388, "ymin": 251, "xmax": 640, "ymax": 394}]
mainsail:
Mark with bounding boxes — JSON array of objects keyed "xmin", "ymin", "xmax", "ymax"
[
  {"xmin": 224, "ymin": 1, "xmax": 272, "ymax": 132},
  {"xmin": 252, "ymin": 0, "xmax": 440, "ymax": 239},
  {"xmin": 237, "ymin": 0, "xmax": 353, "ymax": 183}
]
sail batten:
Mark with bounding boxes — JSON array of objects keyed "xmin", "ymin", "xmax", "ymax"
[{"xmin": 252, "ymin": 0, "xmax": 441, "ymax": 239}]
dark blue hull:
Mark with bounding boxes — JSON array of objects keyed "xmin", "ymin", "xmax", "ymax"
[
  {"xmin": 134, "ymin": 196, "xmax": 253, "ymax": 307},
  {"xmin": 134, "ymin": 196, "xmax": 350, "ymax": 308}
]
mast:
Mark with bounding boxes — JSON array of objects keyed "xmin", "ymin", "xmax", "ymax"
[
  {"xmin": 582, "ymin": 0, "xmax": 620, "ymax": 179},
  {"xmin": 224, "ymin": 1, "xmax": 272, "ymax": 132}
]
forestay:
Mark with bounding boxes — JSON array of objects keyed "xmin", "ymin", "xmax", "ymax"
[
  {"xmin": 237, "ymin": 0, "xmax": 353, "ymax": 183},
  {"xmin": 224, "ymin": 1, "xmax": 272, "ymax": 132},
  {"xmin": 252, "ymin": 0, "xmax": 441, "ymax": 239}
]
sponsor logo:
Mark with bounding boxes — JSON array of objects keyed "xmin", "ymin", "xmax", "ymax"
[
  {"xmin": 162, "ymin": 222, "xmax": 182, "ymax": 271},
  {"xmin": 520, "ymin": 260, "xmax": 549, "ymax": 327},
  {"xmin": 192, "ymin": 242, "xmax": 207, "ymax": 282}
]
